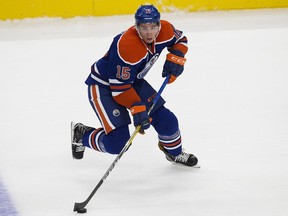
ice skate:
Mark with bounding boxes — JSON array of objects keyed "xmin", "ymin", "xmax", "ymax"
[
  {"xmin": 71, "ymin": 122, "xmax": 94, "ymax": 159},
  {"xmin": 158, "ymin": 142, "xmax": 200, "ymax": 167}
]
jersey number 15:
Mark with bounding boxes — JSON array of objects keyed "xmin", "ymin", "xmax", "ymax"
[{"xmin": 116, "ymin": 65, "xmax": 131, "ymax": 80}]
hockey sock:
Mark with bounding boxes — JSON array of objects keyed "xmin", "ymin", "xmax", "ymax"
[
  {"xmin": 82, "ymin": 125, "xmax": 130, "ymax": 154},
  {"xmin": 151, "ymin": 106, "xmax": 182, "ymax": 156},
  {"xmin": 158, "ymin": 130, "xmax": 182, "ymax": 156},
  {"xmin": 82, "ymin": 128, "xmax": 107, "ymax": 152}
]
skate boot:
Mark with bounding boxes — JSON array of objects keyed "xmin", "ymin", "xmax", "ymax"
[
  {"xmin": 71, "ymin": 122, "xmax": 94, "ymax": 159},
  {"xmin": 158, "ymin": 142, "xmax": 198, "ymax": 167}
]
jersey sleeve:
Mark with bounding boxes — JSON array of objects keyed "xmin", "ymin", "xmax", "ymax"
[
  {"xmin": 158, "ymin": 20, "xmax": 188, "ymax": 56},
  {"xmin": 170, "ymin": 26, "xmax": 188, "ymax": 55}
]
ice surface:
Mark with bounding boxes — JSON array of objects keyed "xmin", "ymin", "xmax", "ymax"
[{"xmin": 0, "ymin": 8, "xmax": 288, "ymax": 216}]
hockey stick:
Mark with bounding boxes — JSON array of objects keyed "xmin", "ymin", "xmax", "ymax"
[{"xmin": 73, "ymin": 76, "xmax": 170, "ymax": 213}]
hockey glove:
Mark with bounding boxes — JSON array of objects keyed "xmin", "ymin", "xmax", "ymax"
[
  {"xmin": 162, "ymin": 50, "xmax": 186, "ymax": 84},
  {"xmin": 130, "ymin": 102, "xmax": 151, "ymax": 134}
]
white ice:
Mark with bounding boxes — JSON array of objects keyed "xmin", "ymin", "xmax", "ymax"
[{"xmin": 0, "ymin": 8, "xmax": 288, "ymax": 216}]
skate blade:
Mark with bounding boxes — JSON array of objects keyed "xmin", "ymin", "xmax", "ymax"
[
  {"xmin": 71, "ymin": 121, "xmax": 75, "ymax": 144},
  {"xmin": 170, "ymin": 161, "xmax": 201, "ymax": 168}
]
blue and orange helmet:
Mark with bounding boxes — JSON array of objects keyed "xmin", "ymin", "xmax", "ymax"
[{"xmin": 135, "ymin": 5, "xmax": 160, "ymax": 25}]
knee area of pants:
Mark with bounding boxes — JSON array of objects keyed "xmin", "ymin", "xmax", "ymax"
[
  {"xmin": 152, "ymin": 106, "xmax": 179, "ymax": 135},
  {"xmin": 102, "ymin": 127, "xmax": 130, "ymax": 154},
  {"xmin": 103, "ymin": 137, "xmax": 127, "ymax": 154}
]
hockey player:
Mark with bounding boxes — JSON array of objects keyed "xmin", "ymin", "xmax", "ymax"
[{"xmin": 71, "ymin": 4, "xmax": 198, "ymax": 167}]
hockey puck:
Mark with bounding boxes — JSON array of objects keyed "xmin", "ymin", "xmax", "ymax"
[{"xmin": 76, "ymin": 208, "xmax": 87, "ymax": 214}]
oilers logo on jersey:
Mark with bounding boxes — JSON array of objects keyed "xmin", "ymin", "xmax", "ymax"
[{"xmin": 137, "ymin": 53, "xmax": 159, "ymax": 79}]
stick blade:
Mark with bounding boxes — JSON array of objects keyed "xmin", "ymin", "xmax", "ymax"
[{"xmin": 74, "ymin": 202, "xmax": 87, "ymax": 213}]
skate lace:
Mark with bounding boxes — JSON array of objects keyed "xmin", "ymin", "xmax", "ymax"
[{"xmin": 174, "ymin": 152, "xmax": 190, "ymax": 163}]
